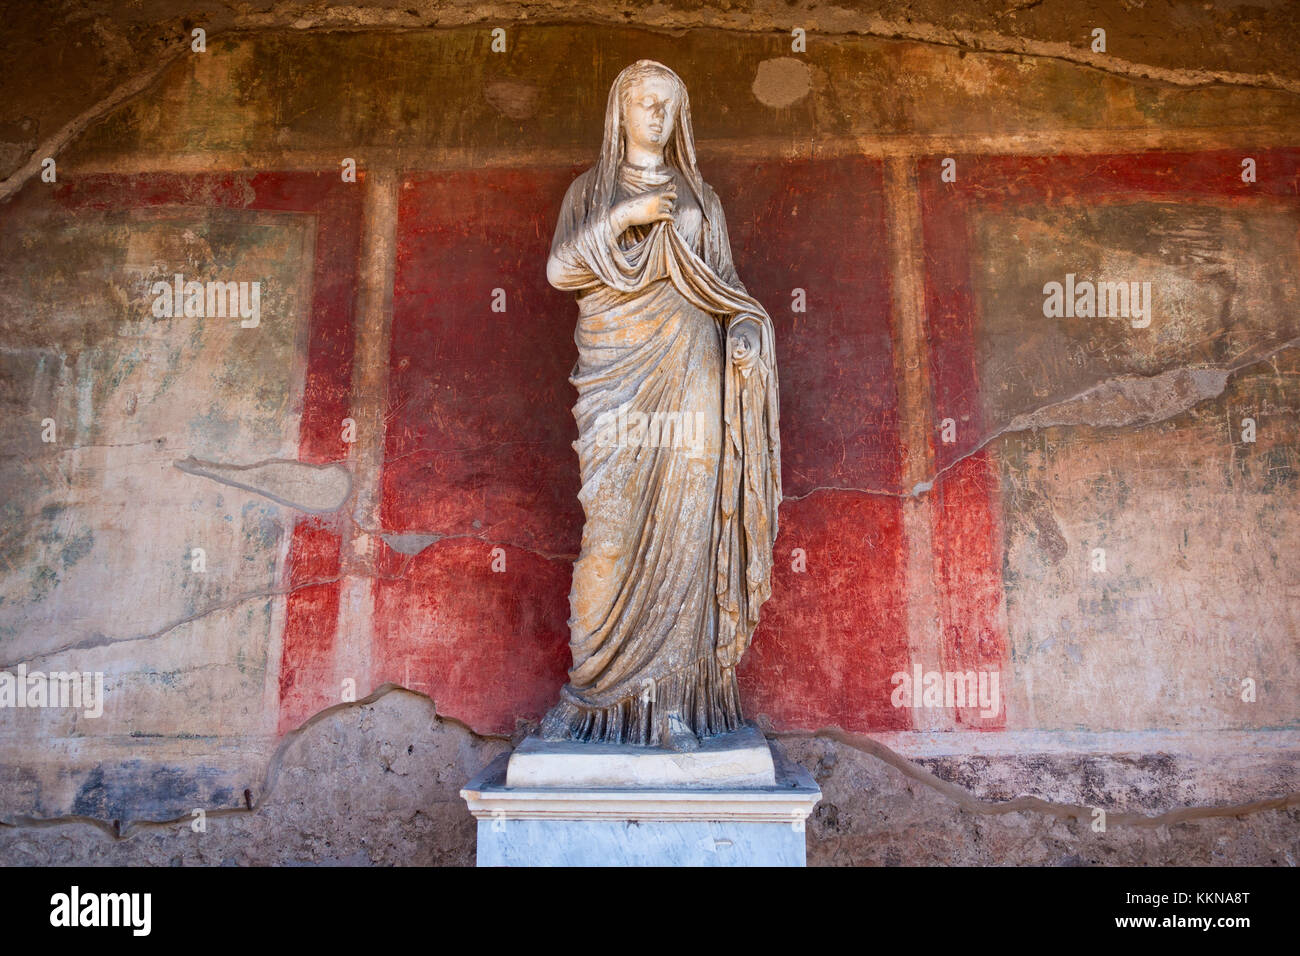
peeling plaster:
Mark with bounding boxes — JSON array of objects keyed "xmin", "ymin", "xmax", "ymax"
[
  {"xmin": 0, "ymin": 578, "xmax": 343, "ymax": 672},
  {"xmin": 358, "ymin": 523, "xmax": 576, "ymax": 562},
  {"xmin": 1005, "ymin": 366, "xmax": 1232, "ymax": 431},
  {"xmin": 752, "ymin": 57, "xmax": 812, "ymax": 108},
  {"xmin": 175, "ymin": 456, "xmax": 352, "ymax": 513},
  {"xmin": 484, "ymin": 80, "xmax": 541, "ymax": 120},
  {"xmin": 379, "ymin": 532, "xmax": 442, "ymax": 555},
  {"xmin": 786, "ymin": 337, "xmax": 1300, "ymax": 503},
  {"xmin": 781, "ymin": 726, "xmax": 1300, "ymax": 829},
  {"xmin": 1, "ymin": 685, "xmax": 1295, "ymax": 843}
]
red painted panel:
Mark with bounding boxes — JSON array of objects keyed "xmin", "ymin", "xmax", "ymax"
[
  {"xmin": 740, "ymin": 492, "xmax": 910, "ymax": 732},
  {"xmin": 930, "ymin": 451, "xmax": 1008, "ymax": 729},
  {"xmin": 383, "ymin": 168, "xmax": 584, "ymax": 556},
  {"xmin": 379, "ymin": 160, "xmax": 906, "ymax": 734},
  {"xmin": 710, "ymin": 157, "xmax": 901, "ymax": 495},
  {"xmin": 370, "ymin": 537, "xmax": 571, "ymax": 732},
  {"xmin": 919, "ymin": 164, "xmax": 983, "ymax": 474},
  {"xmin": 928, "ymin": 148, "xmax": 1300, "ymax": 206},
  {"xmin": 278, "ymin": 517, "xmax": 343, "ymax": 732}
]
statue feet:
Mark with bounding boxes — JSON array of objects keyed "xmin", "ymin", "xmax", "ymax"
[
  {"xmin": 663, "ymin": 712, "xmax": 700, "ymax": 752},
  {"xmin": 537, "ymin": 703, "xmax": 573, "ymax": 742}
]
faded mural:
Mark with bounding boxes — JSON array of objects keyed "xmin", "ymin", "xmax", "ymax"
[{"xmin": 0, "ymin": 23, "xmax": 1296, "ymax": 863}]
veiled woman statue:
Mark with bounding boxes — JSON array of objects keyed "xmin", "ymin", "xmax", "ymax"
[{"xmin": 539, "ymin": 61, "xmax": 781, "ymax": 752}]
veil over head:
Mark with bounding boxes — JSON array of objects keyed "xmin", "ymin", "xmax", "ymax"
[{"xmin": 587, "ymin": 60, "xmax": 709, "ymax": 223}]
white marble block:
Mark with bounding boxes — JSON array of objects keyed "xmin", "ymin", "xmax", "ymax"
[
  {"xmin": 506, "ymin": 724, "xmax": 777, "ymax": 789},
  {"xmin": 461, "ymin": 728, "xmax": 821, "ymax": 867}
]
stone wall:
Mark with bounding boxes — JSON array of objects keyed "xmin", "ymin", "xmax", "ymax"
[{"xmin": 0, "ymin": 4, "xmax": 1297, "ymax": 865}]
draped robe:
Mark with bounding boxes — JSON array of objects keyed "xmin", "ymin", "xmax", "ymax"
[{"xmin": 539, "ymin": 159, "xmax": 781, "ymax": 747}]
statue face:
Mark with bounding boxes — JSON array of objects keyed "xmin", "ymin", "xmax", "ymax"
[{"xmin": 621, "ymin": 74, "xmax": 677, "ymax": 155}]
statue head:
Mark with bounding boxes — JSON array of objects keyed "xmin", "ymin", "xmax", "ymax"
[
  {"xmin": 590, "ymin": 60, "xmax": 706, "ymax": 218},
  {"xmin": 617, "ymin": 61, "xmax": 681, "ymax": 157}
]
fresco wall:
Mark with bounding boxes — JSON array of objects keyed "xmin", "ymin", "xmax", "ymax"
[{"xmin": 0, "ymin": 23, "xmax": 1296, "ymax": 862}]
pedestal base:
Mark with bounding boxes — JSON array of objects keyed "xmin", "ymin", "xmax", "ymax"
[
  {"xmin": 472, "ymin": 817, "xmax": 809, "ymax": 867},
  {"xmin": 461, "ymin": 728, "xmax": 821, "ymax": 867}
]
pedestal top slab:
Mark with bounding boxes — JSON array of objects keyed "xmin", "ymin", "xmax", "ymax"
[
  {"xmin": 463, "ymin": 733, "xmax": 821, "ymax": 825},
  {"xmin": 506, "ymin": 724, "xmax": 776, "ymax": 789}
]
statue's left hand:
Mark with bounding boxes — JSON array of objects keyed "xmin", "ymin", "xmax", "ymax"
[
  {"xmin": 729, "ymin": 319, "xmax": 762, "ymax": 377},
  {"xmin": 716, "ymin": 631, "xmax": 747, "ymax": 669}
]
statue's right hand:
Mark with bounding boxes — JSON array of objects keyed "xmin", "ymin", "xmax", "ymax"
[{"xmin": 610, "ymin": 186, "xmax": 676, "ymax": 233}]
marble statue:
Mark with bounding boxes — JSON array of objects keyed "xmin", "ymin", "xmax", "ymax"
[{"xmin": 540, "ymin": 60, "xmax": 781, "ymax": 752}]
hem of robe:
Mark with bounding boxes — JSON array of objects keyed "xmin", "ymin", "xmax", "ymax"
[{"xmin": 537, "ymin": 654, "xmax": 743, "ymax": 747}]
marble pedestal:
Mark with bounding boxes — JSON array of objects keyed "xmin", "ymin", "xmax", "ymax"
[{"xmin": 460, "ymin": 725, "xmax": 821, "ymax": 867}]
